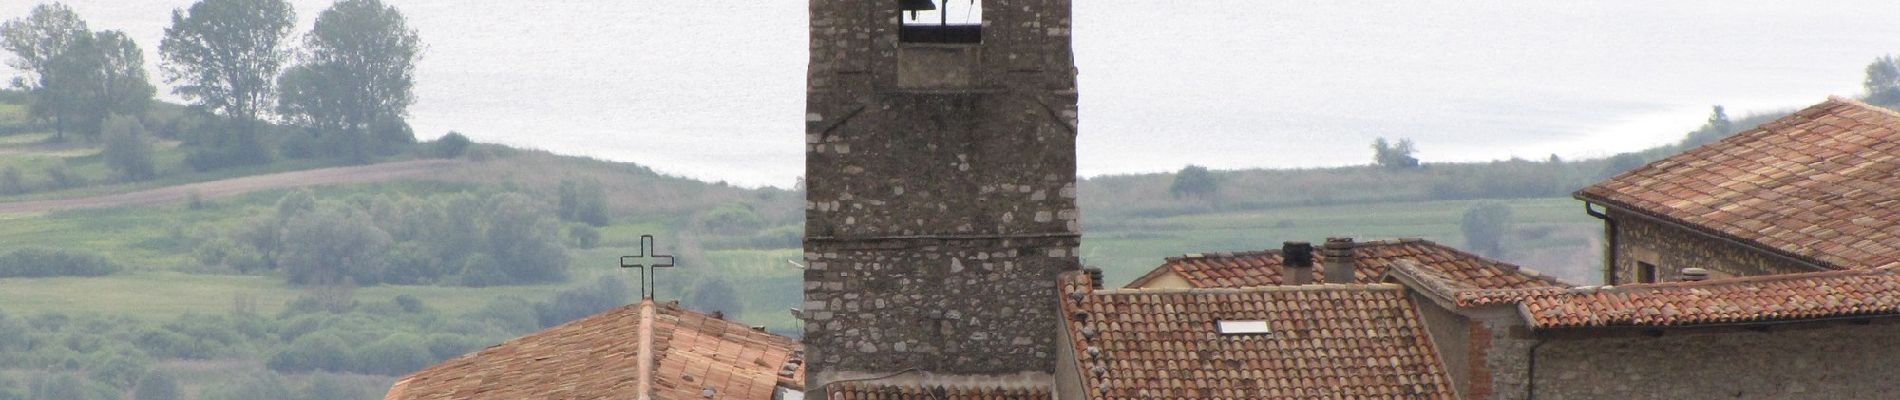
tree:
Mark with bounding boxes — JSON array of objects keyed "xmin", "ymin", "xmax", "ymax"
[
  {"xmin": 278, "ymin": 0, "xmax": 421, "ymax": 162},
  {"xmin": 1168, "ymin": 164, "xmax": 1217, "ymax": 200},
  {"xmin": 1866, "ymin": 56, "xmax": 1900, "ymax": 106},
  {"xmin": 56, "ymin": 30, "xmax": 155, "ymax": 141},
  {"xmin": 1596, "ymin": 153, "xmax": 1647, "ymax": 181},
  {"xmin": 483, "ymin": 193, "xmax": 568, "ymax": 283},
  {"xmin": 0, "ymin": 3, "xmax": 88, "ymax": 139},
  {"xmin": 432, "ymin": 131, "xmax": 471, "ymax": 158},
  {"xmin": 1680, "ymin": 105, "xmax": 1734, "ymax": 149},
  {"xmin": 101, "ymin": 115, "xmax": 157, "ymax": 180},
  {"xmin": 278, "ymin": 206, "xmax": 392, "ymax": 285},
  {"xmin": 1372, "ymin": 137, "xmax": 1420, "ymax": 170},
  {"xmin": 557, "ymin": 178, "xmax": 610, "ymax": 226},
  {"xmin": 690, "ymin": 277, "xmax": 743, "ymax": 318},
  {"xmin": 1460, "ymin": 202, "xmax": 1513, "ymax": 258},
  {"xmin": 160, "ymin": 0, "xmax": 296, "ymax": 167}
]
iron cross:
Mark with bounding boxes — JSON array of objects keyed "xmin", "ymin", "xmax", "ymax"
[{"xmin": 620, "ymin": 235, "xmax": 676, "ymax": 299}]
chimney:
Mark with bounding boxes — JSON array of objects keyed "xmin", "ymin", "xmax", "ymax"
[
  {"xmin": 1084, "ymin": 267, "xmax": 1105, "ymax": 290},
  {"xmin": 1679, "ymin": 268, "xmax": 1709, "ymax": 282},
  {"xmin": 1323, "ymin": 237, "xmax": 1356, "ymax": 284},
  {"xmin": 1283, "ymin": 241, "xmax": 1314, "ymax": 285}
]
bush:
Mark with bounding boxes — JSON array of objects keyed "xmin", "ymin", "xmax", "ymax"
[
  {"xmin": 533, "ymin": 276, "xmax": 630, "ymax": 328},
  {"xmin": 697, "ymin": 202, "xmax": 763, "ymax": 234},
  {"xmin": 353, "ymin": 333, "xmax": 432, "ymax": 375},
  {"xmin": 266, "ymin": 331, "xmax": 352, "ymax": 373},
  {"xmin": 102, "ymin": 114, "xmax": 158, "ymax": 181},
  {"xmin": 470, "ymin": 296, "xmax": 539, "ymax": 334},
  {"xmin": 483, "ymin": 193, "xmax": 568, "ymax": 284},
  {"xmin": 300, "ymin": 373, "xmax": 378, "ymax": 400},
  {"xmin": 42, "ymin": 163, "xmax": 86, "ymax": 189},
  {"xmin": 423, "ymin": 334, "xmax": 484, "ymax": 361},
  {"xmin": 132, "ymin": 370, "xmax": 181, "ymax": 400},
  {"xmin": 0, "ymin": 167, "xmax": 24, "ymax": 195},
  {"xmin": 27, "ymin": 374, "xmax": 117, "ymax": 400},
  {"xmin": 432, "ymin": 131, "xmax": 471, "ymax": 159},
  {"xmin": 279, "ymin": 206, "xmax": 392, "ymax": 285},
  {"xmin": 199, "ymin": 371, "xmax": 294, "ymax": 400},
  {"xmin": 0, "ymin": 248, "xmax": 123, "ymax": 278},
  {"xmin": 689, "ymin": 277, "xmax": 744, "ymax": 317}
]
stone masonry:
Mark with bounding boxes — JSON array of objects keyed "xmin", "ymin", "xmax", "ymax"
[
  {"xmin": 1607, "ymin": 208, "xmax": 1813, "ymax": 284},
  {"xmin": 803, "ymin": 0, "xmax": 1081, "ymax": 394}
]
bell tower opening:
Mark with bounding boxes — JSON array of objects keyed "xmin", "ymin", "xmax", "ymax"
[{"xmin": 899, "ymin": 0, "xmax": 983, "ymax": 44}]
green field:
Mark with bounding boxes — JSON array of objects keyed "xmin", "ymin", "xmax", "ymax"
[{"xmin": 1080, "ymin": 197, "xmax": 1604, "ymax": 286}]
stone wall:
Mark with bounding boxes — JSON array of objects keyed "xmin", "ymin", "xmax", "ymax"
[
  {"xmin": 1410, "ymin": 291, "xmax": 1473, "ymax": 399},
  {"xmin": 804, "ymin": 0, "xmax": 1080, "ymax": 393},
  {"xmin": 803, "ymin": 236, "xmax": 1077, "ymax": 374},
  {"xmin": 1608, "ymin": 208, "xmax": 1812, "ymax": 284},
  {"xmin": 1526, "ymin": 322, "xmax": 1900, "ymax": 399}
]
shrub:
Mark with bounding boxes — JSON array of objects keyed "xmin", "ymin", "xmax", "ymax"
[
  {"xmin": 0, "ymin": 248, "xmax": 123, "ymax": 278},
  {"xmin": 0, "ymin": 167, "xmax": 24, "ymax": 195},
  {"xmin": 533, "ymin": 276, "xmax": 630, "ymax": 328},
  {"xmin": 423, "ymin": 334, "xmax": 484, "ymax": 361},
  {"xmin": 27, "ymin": 374, "xmax": 117, "ymax": 400},
  {"xmin": 483, "ymin": 193, "xmax": 568, "ymax": 284},
  {"xmin": 279, "ymin": 206, "xmax": 392, "ymax": 286},
  {"xmin": 101, "ymin": 114, "xmax": 157, "ymax": 181},
  {"xmin": 689, "ymin": 277, "xmax": 744, "ymax": 318},
  {"xmin": 131, "ymin": 370, "xmax": 181, "ymax": 400},
  {"xmin": 300, "ymin": 373, "xmax": 378, "ymax": 400},
  {"xmin": 42, "ymin": 163, "xmax": 85, "ymax": 189},
  {"xmin": 432, "ymin": 131, "xmax": 471, "ymax": 159},
  {"xmin": 353, "ymin": 333, "xmax": 431, "ymax": 375},
  {"xmin": 266, "ymin": 331, "xmax": 352, "ymax": 373},
  {"xmin": 199, "ymin": 371, "xmax": 294, "ymax": 400},
  {"xmin": 470, "ymin": 296, "xmax": 539, "ymax": 334}
]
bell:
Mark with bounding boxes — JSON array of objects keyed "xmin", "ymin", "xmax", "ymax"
[
  {"xmin": 899, "ymin": 0, "xmax": 936, "ymax": 19},
  {"xmin": 899, "ymin": 0, "xmax": 937, "ymax": 11}
]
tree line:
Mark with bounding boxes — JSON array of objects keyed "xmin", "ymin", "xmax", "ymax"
[{"xmin": 2, "ymin": 0, "xmax": 425, "ymax": 176}]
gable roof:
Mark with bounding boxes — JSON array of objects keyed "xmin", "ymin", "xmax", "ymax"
[
  {"xmin": 1060, "ymin": 273, "xmax": 1457, "ymax": 399},
  {"xmin": 384, "ymin": 300, "xmax": 803, "ymax": 400},
  {"xmin": 1577, "ymin": 97, "xmax": 1900, "ymax": 270},
  {"xmin": 1127, "ymin": 238, "xmax": 1567, "ymax": 290},
  {"xmin": 1391, "ymin": 259, "xmax": 1900, "ymax": 330}
]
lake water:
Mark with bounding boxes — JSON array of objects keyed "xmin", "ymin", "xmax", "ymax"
[{"xmin": 10, "ymin": 0, "xmax": 1900, "ymax": 187}]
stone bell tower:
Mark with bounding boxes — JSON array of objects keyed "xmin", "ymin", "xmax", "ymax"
[{"xmin": 802, "ymin": 0, "xmax": 1079, "ymax": 394}]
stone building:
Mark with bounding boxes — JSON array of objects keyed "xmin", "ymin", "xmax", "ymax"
[
  {"xmin": 1577, "ymin": 97, "xmax": 1900, "ymax": 284},
  {"xmin": 801, "ymin": 0, "xmax": 1079, "ymax": 396}
]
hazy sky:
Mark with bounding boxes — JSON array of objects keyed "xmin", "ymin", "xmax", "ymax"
[{"xmin": 9, "ymin": 1, "xmax": 1900, "ymax": 187}]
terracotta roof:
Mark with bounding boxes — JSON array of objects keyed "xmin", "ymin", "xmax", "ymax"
[
  {"xmin": 1060, "ymin": 273, "xmax": 1457, "ymax": 399},
  {"xmin": 1128, "ymin": 238, "xmax": 1567, "ymax": 290},
  {"xmin": 385, "ymin": 300, "xmax": 803, "ymax": 400},
  {"xmin": 1391, "ymin": 259, "xmax": 1900, "ymax": 329},
  {"xmin": 1577, "ymin": 96, "xmax": 1900, "ymax": 270},
  {"xmin": 825, "ymin": 383, "xmax": 1051, "ymax": 400}
]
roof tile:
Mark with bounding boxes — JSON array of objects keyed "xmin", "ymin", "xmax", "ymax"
[{"xmin": 1578, "ymin": 97, "xmax": 1900, "ymax": 270}]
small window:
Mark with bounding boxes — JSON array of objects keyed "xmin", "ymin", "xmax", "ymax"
[
  {"xmin": 1216, "ymin": 320, "xmax": 1271, "ymax": 335},
  {"xmin": 1637, "ymin": 262, "xmax": 1659, "ymax": 284},
  {"xmin": 900, "ymin": 0, "xmax": 982, "ymax": 44}
]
